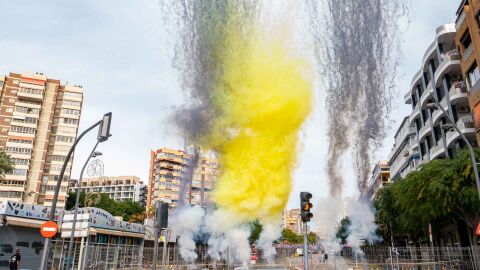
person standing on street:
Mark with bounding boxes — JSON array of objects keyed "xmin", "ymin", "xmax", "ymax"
[{"xmin": 9, "ymin": 248, "xmax": 21, "ymax": 270}]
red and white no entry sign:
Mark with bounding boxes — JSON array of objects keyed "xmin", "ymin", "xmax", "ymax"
[{"xmin": 40, "ymin": 221, "xmax": 59, "ymax": 238}]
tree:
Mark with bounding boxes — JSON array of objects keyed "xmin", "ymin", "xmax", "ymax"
[
  {"xmin": 336, "ymin": 217, "xmax": 351, "ymax": 245},
  {"xmin": 66, "ymin": 192, "xmax": 146, "ymax": 223},
  {"xmin": 281, "ymin": 228, "xmax": 302, "ymax": 244},
  {"xmin": 0, "ymin": 151, "xmax": 14, "ymax": 177},
  {"xmin": 249, "ymin": 220, "xmax": 263, "ymax": 243},
  {"xmin": 374, "ymin": 149, "xmax": 480, "ymax": 244},
  {"xmin": 307, "ymin": 232, "xmax": 318, "ymax": 244}
]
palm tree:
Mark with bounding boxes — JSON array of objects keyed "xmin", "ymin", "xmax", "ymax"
[{"xmin": 0, "ymin": 151, "xmax": 14, "ymax": 177}]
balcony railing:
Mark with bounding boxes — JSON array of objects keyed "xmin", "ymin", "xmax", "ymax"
[
  {"xmin": 463, "ymin": 44, "xmax": 474, "ymax": 63},
  {"xmin": 456, "ymin": 10, "xmax": 466, "ymax": 30}
]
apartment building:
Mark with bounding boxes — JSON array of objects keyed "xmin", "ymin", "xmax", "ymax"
[
  {"xmin": 366, "ymin": 161, "xmax": 390, "ymax": 201},
  {"xmin": 456, "ymin": 0, "xmax": 480, "ymax": 143},
  {"xmin": 404, "ymin": 23, "xmax": 476, "ymax": 165},
  {"xmin": 0, "ymin": 72, "xmax": 83, "ymax": 207},
  {"xmin": 147, "ymin": 147, "xmax": 219, "ymax": 211},
  {"xmin": 72, "ymin": 176, "xmax": 146, "ymax": 203},
  {"xmin": 282, "ymin": 208, "xmax": 303, "ymax": 234},
  {"xmin": 388, "ymin": 117, "xmax": 420, "ymax": 181}
]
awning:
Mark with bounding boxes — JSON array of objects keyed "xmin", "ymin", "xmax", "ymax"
[
  {"xmin": 93, "ymin": 227, "xmax": 144, "ymax": 239},
  {"xmin": 7, "ymin": 216, "xmax": 47, "ymax": 228}
]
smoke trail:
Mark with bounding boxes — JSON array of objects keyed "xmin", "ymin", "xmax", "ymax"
[
  {"xmin": 167, "ymin": 0, "xmax": 312, "ymax": 264},
  {"xmin": 305, "ymin": 0, "xmax": 408, "ymax": 195}
]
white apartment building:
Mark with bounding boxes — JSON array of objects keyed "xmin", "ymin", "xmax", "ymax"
[
  {"xmin": 404, "ymin": 23, "xmax": 477, "ymax": 164},
  {"xmin": 388, "ymin": 117, "xmax": 420, "ymax": 181},
  {"xmin": 73, "ymin": 176, "xmax": 146, "ymax": 203}
]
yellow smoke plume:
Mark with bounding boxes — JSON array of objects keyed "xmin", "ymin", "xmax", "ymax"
[{"xmin": 203, "ymin": 29, "xmax": 313, "ymax": 223}]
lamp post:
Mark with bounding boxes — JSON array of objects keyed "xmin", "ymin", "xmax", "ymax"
[
  {"xmin": 65, "ymin": 149, "xmax": 103, "ymax": 270},
  {"xmin": 425, "ymin": 98, "xmax": 480, "ymax": 199},
  {"xmin": 40, "ymin": 112, "xmax": 112, "ymax": 270}
]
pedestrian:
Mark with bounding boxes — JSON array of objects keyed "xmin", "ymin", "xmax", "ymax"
[
  {"xmin": 9, "ymin": 248, "xmax": 21, "ymax": 270},
  {"xmin": 324, "ymin": 252, "xmax": 328, "ymax": 263}
]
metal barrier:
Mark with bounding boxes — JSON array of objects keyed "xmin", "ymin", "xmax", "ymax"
[{"xmin": 44, "ymin": 242, "xmax": 480, "ymax": 270}]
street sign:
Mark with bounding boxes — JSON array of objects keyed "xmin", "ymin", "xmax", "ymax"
[
  {"xmin": 40, "ymin": 221, "xmax": 59, "ymax": 238},
  {"xmin": 476, "ymin": 223, "xmax": 480, "ymax": 236},
  {"xmin": 61, "ymin": 230, "xmax": 88, "ymax": 238}
]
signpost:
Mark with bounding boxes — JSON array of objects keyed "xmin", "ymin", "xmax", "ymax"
[{"xmin": 40, "ymin": 221, "xmax": 59, "ymax": 238}]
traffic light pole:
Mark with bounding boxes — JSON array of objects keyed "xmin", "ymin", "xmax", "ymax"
[{"xmin": 303, "ymin": 224, "xmax": 309, "ymax": 270}]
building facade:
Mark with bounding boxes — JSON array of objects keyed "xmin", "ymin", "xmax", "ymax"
[
  {"xmin": 404, "ymin": 23, "xmax": 476, "ymax": 165},
  {"xmin": 388, "ymin": 117, "xmax": 420, "ymax": 181},
  {"xmin": 366, "ymin": 161, "xmax": 390, "ymax": 201},
  {"xmin": 147, "ymin": 147, "xmax": 219, "ymax": 210},
  {"xmin": 72, "ymin": 176, "xmax": 146, "ymax": 203},
  {"xmin": 455, "ymin": 0, "xmax": 480, "ymax": 144},
  {"xmin": 0, "ymin": 72, "xmax": 83, "ymax": 208},
  {"xmin": 282, "ymin": 208, "xmax": 303, "ymax": 235}
]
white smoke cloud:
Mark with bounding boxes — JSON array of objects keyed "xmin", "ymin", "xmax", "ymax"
[
  {"xmin": 257, "ymin": 222, "xmax": 282, "ymax": 262},
  {"xmin": 314, "ymin": 197, "xmax": 379, "ymax": 253},
  {"xmin": 171, "ymin": 206, "xmax": 205, "ymax": 263}
]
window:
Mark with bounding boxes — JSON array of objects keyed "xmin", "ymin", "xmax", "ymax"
[
  {"xmin": 12, "ymin": 169, "xmax": 27, "ymax": 176},
  {"xmin": 468, "ymin": 63, "xmax": 480, "ymax": 89},
  {"xmin": 8, "ymin": 138, "xmax": 33, "ymax": 144},
  {"xmin": 19, "ymin": 87, "xmax": 43, "ymax": 95},
  {"xmin": 62, "ymin": 100, "xmax": 81, "ymax": 107},
  {"xmin": 52, "ymin": 155, "xmax": 67, "ymax": 162},
  {"xmin": 12, "ymin": 158, "xmax": 29, "ymax": 165},
  {"xmin": 61, "ymin": 108, "xmax": 80, "ymax": 115},
  {"xmin": 461, "ymin": 31, "xmax": 472, "ymax": 50},
  {"xmin": 10, "ymin": 125, "xmax": 35, "ymax": 134},
  {"xmin": 62, "ymin": 91, "xmax": 82, "ymax": 99},
  {"xmin": 12, "ymin": 117, "xmax": 37, "ymax": 124},
  {"xmin": 56, "ymin": 135, "xmax": 75, "ymax": 143},
  {"xmin": 5, "ymin": 146, "xmax": 32, "ymax": 155},
  {"xmin": 6, "ymin": 107, "xmax": 13, "ymax": 112},
  {"xmin": 62, "ymin": 118, "xmax": 79, "ymax": 125}
]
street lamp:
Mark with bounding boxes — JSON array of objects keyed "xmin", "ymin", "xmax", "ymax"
[
  {"xmin": 65, "ymin": 149, "xmax": 104, "ymax": 270},
  {"xmin": 425, "ymin": 98, "xmax": 480, "ymax": 199},
  {"xmin": 40, "ymin": 112, "xmax": 112, "ymax": 270}
]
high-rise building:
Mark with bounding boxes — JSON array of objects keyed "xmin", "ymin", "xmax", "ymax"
[
  {"xmin": 282, "ymin": 208, "xmax": 303, "ymax": 235},
  {"xmin": 71, "ymin": 176, "xmax": 145, "ymax": 203},
  {"xmin": 404, "ymin": 23, "xmax": 476, "ymax": 165},
  {"xmin": 388, "ymin": 117, "xmax": 420, "ymax": 181},
  {"xmin": 455, "ymin": 0, "xmax": 480, "ymax": 144},
  {"xmin": 146, "ymin": 147, "xmax": 219, "ymax": 210},
  {"xmin": 366, "ymin": 161, "xmax": 390, "ymax": 201},
  {"xmin": 0, "ymin": 72, "xmax": 83, "ymax": 207}
]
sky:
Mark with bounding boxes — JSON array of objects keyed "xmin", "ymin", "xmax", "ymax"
[{"xmin": 0, "ymin": 1, "xmax": 460, "ymax": 210}]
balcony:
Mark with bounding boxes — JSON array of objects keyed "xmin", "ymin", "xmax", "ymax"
[
  {"xmin": 418, "ymin": 121, "xmax": 431, "ymax": 141},
  {"xmin": 430, "ymin": 140, "xmax": 445, "ymax": 160},
  {"xmin": 17, "ymin": 87, "xmax": 44, "ymax": 102},
  {"xmin": 449, "ymin": 82, "xmax": 468, "ymax": 105},
  {"xmin": 456, "ymin": 10, "xmax": 466, "ymax": 30},
  {"xmin": 409, "ymin": 103, "xmax": 421, "ymax": 122},
  {"xmin": 434, "ymin": 51, "xmax": 460, "ymax": 87},
  {"xmin": 420, "ymin": 85, "xmax": 433, "ymax": 107},
  {"xmin": 446, "ymin": 116, "xmax": 475, "ymax": 147},
  {"xmin": 432, "ymin": 97, "xmax": 448, "ymax": 125},
  {"xmin": 463, "ymin": 44, "xmax": 474, "ymax": 63},
  {"xmin": 404, "ymin": 92, "xmax": 412, "ymax": 104}
]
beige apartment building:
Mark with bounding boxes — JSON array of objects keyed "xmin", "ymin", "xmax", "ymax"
[
  {"xmin": 71, "ymin": 176, "xmax": 147, "ymax": 204},
  {"xmin": 147, "ymin": 147, "xmax": 219, "ymax": 211},
  {"xmin": 0, "ymin": 72, "xmax": 83, "ymax": 207},
  {"xmin": 282, "ymin": 208, "xmax": 303, "ymax": 234}
]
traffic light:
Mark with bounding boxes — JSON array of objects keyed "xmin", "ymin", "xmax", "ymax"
[
  {"xmin": 300, "ymin": 192, "xmax": 313, "ymax": 223},
  {"xmin": 98, "ymin": 112, "xmax": 112, "ymax": 142}
]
